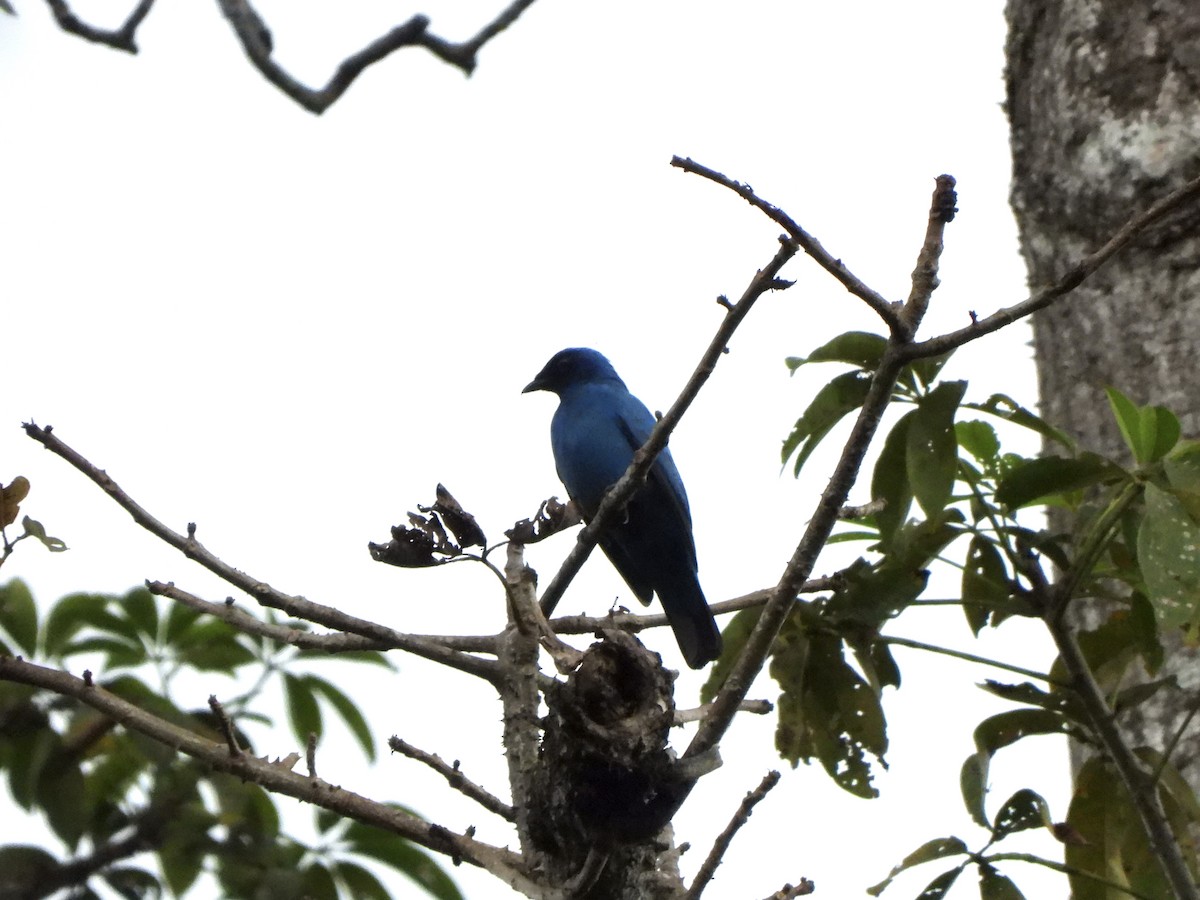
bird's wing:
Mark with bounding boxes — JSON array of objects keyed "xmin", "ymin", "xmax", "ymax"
[{"xmin": 613, "ymin": 398, "xmax": 696, "ymax": 551}]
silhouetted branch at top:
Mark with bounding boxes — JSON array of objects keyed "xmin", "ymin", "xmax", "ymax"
[
  {"xmin": 33, "ymin": 0, "xmax": 540, "ymax": 114},
  {"xmin": 43, "ymin": 0, "xmax": 155, "ymax": 51}
]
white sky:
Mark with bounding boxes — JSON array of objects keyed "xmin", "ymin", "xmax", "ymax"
[{"xmin": 1, "ymin": 2, "xmax": 1069, "ymax": 898}]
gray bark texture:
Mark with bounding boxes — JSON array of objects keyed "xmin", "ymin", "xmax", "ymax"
[{"xmin": 1006, "ymin": 0, "xmax": 1200, "ymax": 779}]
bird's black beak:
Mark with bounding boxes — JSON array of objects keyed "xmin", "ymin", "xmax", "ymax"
[{"xmin": 522, "ymin": 376, "xmax": 545, "ymax": 394}]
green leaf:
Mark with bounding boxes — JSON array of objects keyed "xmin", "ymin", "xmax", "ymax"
[
  {"xmin": 163, "ymin": 601, "xmax": 203, "ymax": 644},
  {"xmin": 304, "ymin": 674, "xmax": 376, "ymax": 762},
  {"xmin": 907, "ymin": 381, "xmax": 967, "ymax": 517},
  {"xmin": 175, "ymin": 620, "xmax": 258, "ymax": 672},
  {"xmin": 346, "ymin": 823, "xmax": 463, "ymax": 900},
  {"xmin": 0, "ymin": 579, "xmax": 38, "ymax": 656},
  {"xmin": 302, "ymin": 862, "xmax": 339, "ymax": 900},
  {"xmin": 60, "ymin": 635, "xmax": 147, "ymax": 669},
  {"xmin": 978, "ymin": 864, "xmax": 1027, "ymax": 900},
  {"xmin": 1138, "ymin": 482, "xmax": 1200, "ymax": 633},
  {"xmin": 284, "ymin": 673, "xmax": 323, "ymax": 745},
  {"xmin": 955, "ymin": 419, "xmax": 1000, "ymax": 467},
  {"xmin": 788, "ymin": 331, "xmax": 887, "ymax": 371},
  {"xmin": 994, "ymin": 454, "xmax": 1121, "ymax": 510},
  {"xmin": 44, "ymin": 592, "xmax": 125, "ymax": 657},
  {"xmin": 38, "ymin": 755, "xmax": 89, "ymax": 848},
  {"xmin": 782, "ymin": 370, "xmax": 874, "ymax": 476},
  {"xmin": 1106, "ymin": 387, "xmax": 1180, "ymax": 464},
  {"xmin": 336, "ymin": 862, "xmax": 392, "ymax": 900},
  {"xmin": 1112, "ymin": 677, "xmax": 1176, "ymax": 714},
  {"xmin": 961, "ymin": 537, "xmax": 1010, "ymax": 636},
  {"xmin": 978, "ymin": 681, "xmax": 1079, "ymax": 718},
  {"xmin": 1064, "ymin": 756, "xmax": 1163, "ymax": 900},
  {"xmin": 871, "ymin": 412, "xmax": 915, "ymax": 545},
  {"xmin": 973, "ymin": 709, "xmax": 1071, "ymax": 755},
  {"xmin": 960, "ymin": 751, "xmax": 989, "ymax": 828},
  {"xmin": 992, "ymin": 788, "xmax": 1051, "ymax": 839},
  {"xmin": 121, "ymin": 586, "xmax": 159, "ymax": 640},
  {"xmin": 915, "ymin": 867, "xmax": 961, "ymax": 899},
  {"xmin": 965, "ymin": 394, "xmax": 1075, "ymax": 450},
  {"xmin": 867, "ymin": 837, "xmax": 967, "ymax": 896},
  {"xmin": 773, "ymin": 617, "xmax": 887, "ymax": 798},
  {"xmin": 702, "ymin": 606, "xmax": 762, "ymax": 704},
  {"xmin": 904, "ymin": 349, "xmax": 954, "ymax": 392},
  {"xmin": 102, "ymin": 867, "xmax": 163, "ymax": 900},
  {"xmin": 0, "ymin": 846, "xmax": 58, "ymax": 895}
]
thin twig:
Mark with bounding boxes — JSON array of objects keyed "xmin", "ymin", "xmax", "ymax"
[
  {"xmin": 900, "ymin": 169, "xmax": 1200, "ymax": 360},
  {"xmin": 215, "ymin": 0, "xmax": 539, "ymax": 114},
  {"xmin": 899, "ymin": 174, "xmax": 957, "ymax": 337},
  {"xmin": 23, "ymin": 423, "xmax": 503, "ymax": 684},
  {"xmin": 675, "ymin": 699, "xmax": 772, "ymax": 725},
  {"xmin": 759, "ymin": 882, "xmax": 815, "ymax": 899},
  {"xmin": 671, "ymin": 155, "xmax": 902, "ymax": 334},
  {"xmin": 686, "ymin": 771, "xmax": 782, "ymax": 899},
  {"xmin": 208, "ymin": 695, "xmax": 242, "ymax": 756},
  {"xmin": 537, "ymin": 235, "xmax": 798, "ymax": 616},
  {"xmin": 44, "ymin": 0, "xmax": 155, "ymax": 52},
  {"xmin": 546, "ymin": 580, "xmax": 836, "ymax": 635},
  {"xmin": 881, "ymin": 634, "xmax": 1063, "ymax": 686},
  {"xmin": 389, "ymin": 736, "xmax": 515, "ymax": 822}
]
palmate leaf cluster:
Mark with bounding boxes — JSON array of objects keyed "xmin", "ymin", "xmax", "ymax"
[
  {"xmin": 716, "ymin": 330, "xmax": 1200, "ymax": 899},
  {"xmin": 0, "ymin": 582, "xmax": 460, "ymax": 900}
]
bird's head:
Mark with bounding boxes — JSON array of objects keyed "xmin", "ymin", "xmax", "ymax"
[{"xmin": 523, "ymin": 348, "xmax": 624, "ymax": 395}]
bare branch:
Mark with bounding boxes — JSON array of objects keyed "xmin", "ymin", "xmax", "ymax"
[
  {"xmin": 215, "ymin": 0, "xmax": 539, "ymax": 114},
  {"xmin": 547, "ymin": 580, "xmax": 837, "ymax": 636},
  {"xmin": 899, "ymin": 168, "xmax": 1200, "ymax": 361},
  {"xmin": 671, "ymin": 155, "xmax": 902, "ymax": 334},
  {"xmin": 44, "ymin": 0, "xmax": 155, "ymax": 52},
  {"xmin": 207, "ymin": 694, "xmax": 243, "ymax": 756},
  {"xmin": 23, "ymin": 423, "xmax": 503, "ymax": 684},
  {"xmin": 149, "ymin": 581, "xmax": 384, "ymax": 652},
  {"xmin": 899, "ymin": 174, "xmax": 957, "ymax": 337},
  {"xmin": 389, "ymin": 735, "xmax": 515, "ymax": 822},
  {"xmin": 686, "ymin": 771, "xmax": 782, "ymax": 899},
  {"xmin": 760, "ymin": 881, "xmax": 816, "ymax": 899},
  {"xmin": 0, "ymin": 657, "xmax": 546, "ymax": 892},
  {"xmin": 537, "ymin": 235, "xmax": 798, "ymax": 616},
  {"xmin": 419, "ymin": 0, "xmax": 539, "ymax": 71},
  {"xmin": 675, "ymin": 698, "xmax": 772, "ymax": 725}
]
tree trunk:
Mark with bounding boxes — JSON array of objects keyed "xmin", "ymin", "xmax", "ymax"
[{"xmin": 1005, "ymin": 0, "xmax": 1200, "ymax": 779}]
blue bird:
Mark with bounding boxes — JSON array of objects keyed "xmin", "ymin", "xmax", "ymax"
[{"xmin": 523, "ymin": 348, "xmax": 722, "ymax": 669}]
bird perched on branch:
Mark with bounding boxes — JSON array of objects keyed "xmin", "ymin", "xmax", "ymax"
[{"xmin": 523, "ymin": 348, "xmax": 722, "ymax": 669}]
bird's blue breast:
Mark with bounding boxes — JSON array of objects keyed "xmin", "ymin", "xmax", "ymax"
[{"xmin": 549, "ymin": 381, "xmax": 690, "ymax": 520}]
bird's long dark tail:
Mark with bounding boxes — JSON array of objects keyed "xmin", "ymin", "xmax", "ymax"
[{"xmin": 659, "ymin": 580, "xmax": 722, "ymax": 669}]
